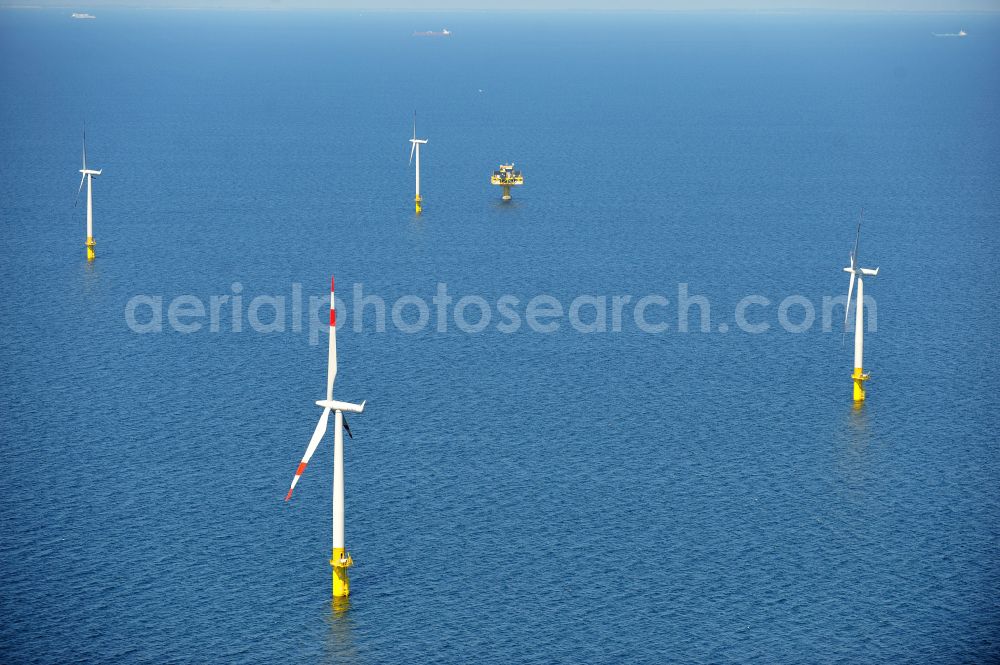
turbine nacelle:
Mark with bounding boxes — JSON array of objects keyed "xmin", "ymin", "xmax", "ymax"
[
  {"xmin": 843, "ymin": 266, "xmax": 879, "ymax": 277},
  {"xmin": 409, "ymin": 138, "xmax": 427, "ymax": 165},
  {"xmin": 80, "ymin": 169, "xmax": 102, "ymax": 176},
  {"xmin": 315, "ymin": 399, "xmax": 366, "ymax": 414}
]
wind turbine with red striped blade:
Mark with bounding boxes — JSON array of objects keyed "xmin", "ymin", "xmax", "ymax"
[{"xmin": 284, "ymin": 276, "xmax": 366, "ymax": 598}]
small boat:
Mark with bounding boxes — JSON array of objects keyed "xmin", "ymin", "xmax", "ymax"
[{"xmin": 71, "ymin": 13, "xmax": 96, "ymax": 19}]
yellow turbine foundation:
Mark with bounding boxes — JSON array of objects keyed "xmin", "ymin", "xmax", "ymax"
[
  {"xmin": 852, "ymin": 367, "xmax": 869, "ymax": 402},
  {"xmin": 331, "ymin": 547, "xmax": 353, "ymax": 598},
  {"xmin": 86, "ymin": 236, "xmax": 96, "ymax": 262},
  {"xmin": 502, "ymin": 185, "xmax": 511, "ymax": 201},
  {"xmin": 415, "ymin": 194, "xmax": 422, "ymax": 215}
]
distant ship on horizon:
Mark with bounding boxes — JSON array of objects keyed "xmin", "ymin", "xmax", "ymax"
[
  {"xmin": 71, "ymin": 12, "xmax": 96, "ymax": 19},
  {"xmin": 932, "ymin": 29, "xmax": 967, "ymax": 37},
  {"xmin": 413, "ymin": 28, "xmax": 452, "ymax": 37}
]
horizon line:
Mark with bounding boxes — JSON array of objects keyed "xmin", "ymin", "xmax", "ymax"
[{"xmin": 3, "ymin": 4, "xmax": 998, "ymax": 12}]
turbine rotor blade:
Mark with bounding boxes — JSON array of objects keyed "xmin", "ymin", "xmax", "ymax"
[
  {"xmin": 284, "ymin": 407, "xmax": 331, "ymax": 501},
  {"xmin": 844, "ymin": 270, "xmax": 856, "ymax": 331},
  {"xmin": 851, "ymin": 210, "xmax": 863, "ymax": 268},
  {"xmin": 843, "ymin": 211, "xmax": 863, "ymax": 345},
  {"xmin": 327, "ymin": 276, "xmax": 337, "ymax": 401},
  {"xmin": 409, "ymin": 141, "xmax": 416, "ymax": 165},
  {"xmin": 75, "ymin": 173, "xmax": 86, "ymax": 207},
  {"xmin": 82, "ymin": 127, "xmax": 87, "ymax": 171}
]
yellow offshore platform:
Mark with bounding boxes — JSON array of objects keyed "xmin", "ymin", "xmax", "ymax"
[{"xmin": 491, "ymin": 163, "xmax": 524, "ymax": 201}]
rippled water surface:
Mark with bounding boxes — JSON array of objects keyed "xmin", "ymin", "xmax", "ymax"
[{"xmin": 1, "ymin": 9, "xmax": 998, "ymax": 663}]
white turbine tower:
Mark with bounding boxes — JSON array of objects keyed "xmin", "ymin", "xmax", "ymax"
[
  {"xmin": 285, "ymin": 276, "xmax": 366, "ymax": 598},
  {"xmin": 843, "ymin": 216, "xmax": 879, "ymax": 402},
  {"xmin": 409, "ymin": 112, "xmax": 428, "ymax": 214},
  {"xmin": 75, "ymin": 126, "xmax": 102, "ymax": 261}
]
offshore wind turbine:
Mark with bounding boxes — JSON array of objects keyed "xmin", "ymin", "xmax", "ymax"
[
  {"xmin": 843, "ymin": 216, "xmax": 879, "ymax": 402},
  {"xmin": 75, "ymin": 126, "xmax": 102, "ymax": 261},
  {"xmin": 409, "ymin": 113, "xmax": 428, "ymax": 214},
  {"xmin": 285, "ymin": 276, "xmax": 366, "ymax": 598}
]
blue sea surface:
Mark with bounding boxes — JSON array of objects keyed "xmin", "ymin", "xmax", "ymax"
[{"xmin": 1, "ymin": 9, "xmax": 998, "ymax": 663}]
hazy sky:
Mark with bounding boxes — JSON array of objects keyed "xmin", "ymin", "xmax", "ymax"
[{"xmin": 3, "ymin": 0, "xmax": 998, "ymax": 10}]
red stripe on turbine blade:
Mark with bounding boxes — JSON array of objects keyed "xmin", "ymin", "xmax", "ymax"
[
  {"xmin": 331, "ymin": 276, "xmax": 335, "ymax": 293},
  {"xmin": 284, "ymin": 463, "xmax": 307, "ymax": 501},
  {"xmin": 330, "ymin": 309, "xmax": 336, "ymax": 327}
]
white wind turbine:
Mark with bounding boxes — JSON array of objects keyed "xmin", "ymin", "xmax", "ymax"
[
  {"xmin": 285, "ymin": 276, "xmax": 366, "ymax": 598},
  {"xmin": 75, "ymin": 126, "xmax": 102, "ymax": 261},
  {"xmin": 409, "ymin": 112, "xmax": 428, "ymax": 214},
  {"xmin": 843, "ymin": 215, "xmax": 879, "ymax": 402}
]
